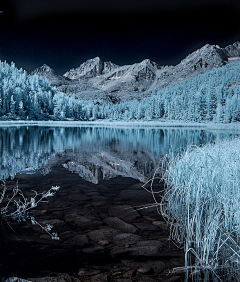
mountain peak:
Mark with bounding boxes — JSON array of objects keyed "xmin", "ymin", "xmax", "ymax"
[
  {"xmin": 63, "ymin": 57, "xmax": 118, "ymax": 79},
  {"xmin": 41, "ymin": 63, "xmax": 51, "ymax": 68},
  {"xmin": 91, "ymin": 56, "xmax": 101, "ymax": 61},
  {"xmin": 30, "ymin": 41, "xmax": 240, "ymax": 102},
  {"xmin": 179, "ymin": 43, "xmax": 229, "ymax": 72},
  {"xmin": 31, "ymin": 64, "xmax": 70, "ymax": 86},
  {"xmin": 139, "ymin": 59, "xmax": 161, "ymax": 69},
  {"xmin": 31, "ymin": 64, "xmax": 54, "ymax": 74},
  {"xmin": 224, "ymin": 41, "xmax": 240, "ymax": 57},
  {"xmin": 84, "ymin": 56, "xmax": 102, "ymax": 64}
]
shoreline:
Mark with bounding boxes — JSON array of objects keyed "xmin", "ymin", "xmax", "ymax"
[
  {"xmin": 0, "ymin": 166, "xmax": 186, "ymax": 281},
  {"xmin": 0, "ymin": 119, "xmax": 240, "ymax": 130}
]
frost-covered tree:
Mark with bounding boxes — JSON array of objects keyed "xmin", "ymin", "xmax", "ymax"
[
  {"xmin": 1, "ymin": 59, "xmax": 240, "ymax": 123},
  {"xmin": 0, "ymin": 61, "xmax": 57, "ymax": 120},
  {"xmin": 215, "ymin": 103, "xmax": 224, "ymax": 123}
]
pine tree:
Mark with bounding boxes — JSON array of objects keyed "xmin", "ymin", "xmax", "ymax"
[
  {"xmin": 224, "ymin": 96, "xmax": 232, "ymax": 123},
  {"xmin": 10, "ymin": 95, "xmax": 16, "ymax": 116},
  {"xmin": 216, "ymin": 103, "xmax": 224, "ymax": 123},
  {"xmin": 18, "ymin": 100, "xmax": 25, "ymax": 117}
]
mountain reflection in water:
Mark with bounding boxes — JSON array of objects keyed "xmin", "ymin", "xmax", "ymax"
[{"xmin": 0, "ymin": 126, "xmax": 238, "ymax": 182}]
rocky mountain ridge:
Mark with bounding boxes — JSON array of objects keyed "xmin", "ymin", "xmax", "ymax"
[
  {"xmin": 63, "ymin": 57, "xmax": 119, "ymax": 79},
  {"xmin": 31, "ymin": 64, "xmax": 71, "ymax": 86},
  {"xmin": 31, "ymin": 42, "xmax": 240, "ymax": 102}
]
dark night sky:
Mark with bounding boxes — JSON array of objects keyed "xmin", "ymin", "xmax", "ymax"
[{"xmin": 0, "ymin": 0, "xmax": 240, "ymax": 74}]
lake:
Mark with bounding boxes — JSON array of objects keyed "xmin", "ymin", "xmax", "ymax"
[
  {"xmin": 0, "ymin": 125, "xmax": 239, "ymax": 281},
  {"xmin": 0, "ymin": 125, "xmax": 238, "ymax": 181}
]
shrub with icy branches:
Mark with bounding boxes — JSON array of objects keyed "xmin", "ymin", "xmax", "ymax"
[{"xmin": 0, "ymin": 181, "xmax": 60, "ymax": 240}]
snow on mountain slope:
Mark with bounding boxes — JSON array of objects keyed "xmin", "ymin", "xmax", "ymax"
[{"xmin": 31, "ymin": 42, "xmax": 240, "ymax": 101}]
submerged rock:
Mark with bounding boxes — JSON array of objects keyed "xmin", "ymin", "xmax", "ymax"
[
  {"xmin": 82, "ymin": 245, "xmax": 105, "ymax": 254},
  {"xmin": 108, "ymin": 205, "xmax": 140, "ymax": 223},
  {"xmin": 4, "ymin": 278, "xmax": 30, "ymax": 282},
  {"xmin": 103, "ymin": 217, "xmax": 137, "ymax": 233},
  {"xmin": 87, "ymin": 228, "xmax": 121, "ymax": 242},
  {"xmin": 113, "ymin": 233, "xmax": 142, "ymax": 245},
  {"xmin": 110, "ymin": 241, "xmax": 163, "ymax": 258},
  {"xmin": 137, "ymin": 266, "xmax": 154, "ymax": 274},
  {"xmin": 28, "ymin": 273, "xmax": 81, "ymax": 281},
  {"xmin": 64, "ymin": 235, "xmax": 89, "ymax": 247}
]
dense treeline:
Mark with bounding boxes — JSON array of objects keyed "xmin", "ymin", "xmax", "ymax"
[
  {"xmin": 0, "ymin": 61, "xmax": 86, "ymax": 120},
  {"xmin": 1, "ymin": 60, "xmax": 240, "ymax": 122},
  {"xmin": 0, "ymin": 61, "xmax": 56, "ymax": 119},
  {"xmin": 100, "ymin": 61, "xmax": 240, "ymax": 123}
]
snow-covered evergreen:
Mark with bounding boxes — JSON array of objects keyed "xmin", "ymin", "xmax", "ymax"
[
  {"xmin": 44, "ymin": 61, "xmax": 240, "ymax": 122},
  {"xmin": 0, "ymin": 61, "xmax": 57, "ymax": 120},
  {"xmin": 1, "ymin": 60, "xmax": 240, "ymax": 123},
  {"xmin": 109, "ymin": 61, "xmax": 240, "ymax": 122}
]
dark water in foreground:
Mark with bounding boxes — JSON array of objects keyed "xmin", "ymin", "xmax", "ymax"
[{"xmin": 0, "ymin": 125, "xmax": 239, "ymax": 281}]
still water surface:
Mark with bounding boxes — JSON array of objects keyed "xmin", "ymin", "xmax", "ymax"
[
  {"xmin": 1, "ymin": 125, "xmax": 240, "ymax": 281},
  {"xmin": 0, "ymin": 125, "xmax": 239, "ymax": 182}
]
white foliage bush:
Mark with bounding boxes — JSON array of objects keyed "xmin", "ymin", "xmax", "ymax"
[
  {"xmin": 161, "ymin": 138, "xmax": 240, "ymax": 280},
  {"xmin": 0, "ymin": 181, "xmax": 60, "ymax": 240}
]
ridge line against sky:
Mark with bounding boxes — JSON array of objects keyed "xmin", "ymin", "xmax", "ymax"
[{"xmin": 0, "ymin": 1, "xmax": 239, "ymax": 74}]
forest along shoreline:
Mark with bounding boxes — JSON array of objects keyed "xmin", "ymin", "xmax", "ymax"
[{"xmin": 0, "ymin": 165, "xmax": 186, "ymax": 282}]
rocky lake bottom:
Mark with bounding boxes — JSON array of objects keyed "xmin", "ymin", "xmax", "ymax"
[{"xmin": 0, "ymin": 165, "xmax": 186, "ymax": 282}]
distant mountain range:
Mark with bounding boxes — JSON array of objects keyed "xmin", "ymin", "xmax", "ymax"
[{"xmin": 31, "ymin": 42, "xmax": 240, "ymax": 102}]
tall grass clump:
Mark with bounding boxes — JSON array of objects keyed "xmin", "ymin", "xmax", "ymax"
[{"xmin": 161, "ymin": 138, "xmax": 240, "ymax": 281}]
